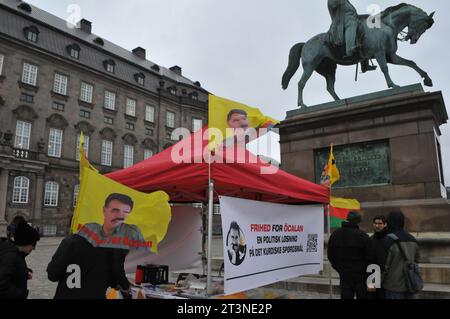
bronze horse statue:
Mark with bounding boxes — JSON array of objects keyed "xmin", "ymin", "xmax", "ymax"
[{"xmin": 282, "ymin": 3, "xmax": 435, "ymax": 108}]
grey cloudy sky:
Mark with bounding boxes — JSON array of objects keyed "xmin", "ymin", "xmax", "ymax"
[{"xmin": 27, "ymin": 0, "xmax": 450, "ymax": 185}]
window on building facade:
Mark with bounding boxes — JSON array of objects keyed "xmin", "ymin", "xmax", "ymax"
[
  {"xmin": 104, "ymin": 90, "xmax": 116, "ymax": 110},
  {"xmin": 166, "ymin": 111, "xmax": 175, "ymax": 128},
  {"xmin": 20, "ymin": 93, "xmax": 34, "ymax": 103},
  {"xmin": 14, "ymin": 120, "xmax": 32, "ymax": 150},
  {"xmin": 12, "ymin": 176, "xmax": 29, "ymax": 204},
  {"xmin": 73, "ymin": 184, "xmax": 80, "ymax": 207},
  {"xmin": 94, "ymin": 37, "xmax": 104, "ymax": 46},
  {"xmin": 24, "ymin": 26, "xmax": 39, "ymax": 43},
  {"xmin": 145, "ymin": 128, "xmax": 153, "ymax": 136},
  {"xmin": 67, "ymin": 44, "xmax": 80, "ymax": 59},
  {"xmin": 18, "ymin": 3, "xmax": 32, "ymax": 13},
  {"xmin": 125, "ymin": 122, "xmax": 135, "ymax": 131},
  {"xmin": 135, "ymin": 73, "xmax": 145, "ymax": 86},
  {"xmin": 48, "ymin": 128, "xmax": 63, "ymax": 158},
  {"xmin": 192, "ymin": 118, "xmax": 203, "ymax": 132},
  {"xmin": 144, "ymin": 149, "xmax": 153, "ymax": 160},
  {"xmin": 80, "ymin": 82, "xmax": 93, "ymax": 103},
  {"xmin": 0, "ymin": 54, "xmax": 4, "ymax": 76},
  {"xmin": 52, "ymin": 102, "xmax": 64, "ymax": 112},
  {"xmin": 104, "ymin": 117, "xmax": 114, "ymax": 125},
  {"xmin": 53, "ymin": 73, "xmax": 68, "ymax": 95},
  {"xmin": 126, "ymin": 98, "xmax": 136, "ymax": 117},
  {"xmin": 44, "ymin": 181, "xmax": 59, "ymax": 207},
  {"xmin": 145, "ymin": 105, "xmax": 155, "ymax": 123},
  {"xmin": 106, "ymin": 64, "xmax": 114, "ymax": 73},
  {"xmin": 80, "ymin": 110, "xmax": 91, "ymax": 119},
  {"xmin": 76, "ymin": 134, "xmax": 89, "ymax": 160},
  {"xmin": 22, "ymin": 62, "xmax": 38, "ymax": 86},
  {"xmin": 104, "ymin": 60, "xmax": 115, "ymax": 73},
  {"xmin": 169, "ymin": 87, "xmax": 177, "ymax": 95},
  {"xmin": 70, "ymin": 47, "xmax": 79, "ymax": 59},
  {"xmin": 43, "ymin": 225, "xmax": 57, "ymax": 236},
  {"xmin": 123, "ymin": 144, "xmax": 134, "ymax": 168},
  {"xmin": 101, "ymin": 140, "xmax": 113, "ymax": 166}
]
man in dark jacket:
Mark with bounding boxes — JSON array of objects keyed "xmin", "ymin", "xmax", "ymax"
[
  {"xmin": 382, "ymin": 211, "xmax": 420, "ymax": 299},
  {"xmin": 0, "ymin": 220, "xmax": 40, "ymax": 299},
  {"xmin": 47, "ymin": 234, "xmax": 130, "ymax": 299},
  {"xmin": 328, "ymin": 211, "xmax": 374, "ymax": 299},
  {"xmin": 369, "ymin": 215, "xmax": 388, "ymax": 299}
]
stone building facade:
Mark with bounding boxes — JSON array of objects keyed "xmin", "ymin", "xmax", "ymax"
[{"xmin": 0, "ymin": 0, "xmax": 208, "ymax": 236}]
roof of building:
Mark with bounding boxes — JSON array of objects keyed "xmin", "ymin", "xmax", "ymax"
[{"xmin": 0, "ymin": 0, "xmax": 208, "ymax": 94}]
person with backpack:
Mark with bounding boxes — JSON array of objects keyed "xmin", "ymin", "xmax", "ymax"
[{"xmin": 382, "ymin": 211, "xmax": 421, "ymax": 299}]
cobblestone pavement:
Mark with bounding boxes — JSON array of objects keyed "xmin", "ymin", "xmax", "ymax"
[{"xmin": 25, "ymin": 237, "xmax": 335, "ymax": 299}]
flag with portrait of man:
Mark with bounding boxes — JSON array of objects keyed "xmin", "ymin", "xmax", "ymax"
[
  {"xmin": 208, "ymin": 94, "xmax": 279, "ymax": 150},
  {"xmin": 70, "ymin": 133, "xmax": 172, "ymax": 252}
]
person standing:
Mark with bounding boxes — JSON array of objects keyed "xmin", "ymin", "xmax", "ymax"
[
  {"xmin": 328, "ymin": 211, "xmax": 374, "ymax": 299},
  {"xmin": 382, "ymin": 211, "xmax": 420, "ymax": 299},
  {"xmin": 0, "ymin": 220, "xmax": 40, "ymax": 299},
  {"xmin": 47, "ymin": 234, "xmax": 129, "ymax": 299},
  {"xmin": 369, "ymin": 215, "xmax": 388, "ymax": 299}
]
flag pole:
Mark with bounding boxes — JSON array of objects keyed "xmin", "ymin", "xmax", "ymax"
[
  {"xmin": 206, "ymin": 148, "xmax": 214, "ymax": 296},
  {"xmin": 326, "ymin": 203, "xmax": 333, "ymax": 299}
]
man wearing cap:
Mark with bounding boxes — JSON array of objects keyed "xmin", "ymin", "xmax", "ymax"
[
  {"xmin": 327, "ymin": 211, "xmax": 375, "ymax": 299},
  {"xmin": 0, "ymin": 220, "xmax": 40, "ymax": 299}
]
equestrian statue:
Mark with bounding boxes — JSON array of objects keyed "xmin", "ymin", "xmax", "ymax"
[{"xmin": 282, "ymin": 1, "xmax": 435, "ymax": 108}]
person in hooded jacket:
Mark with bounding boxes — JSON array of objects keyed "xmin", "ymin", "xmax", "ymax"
[
  {"xmin": 382, "ymin": 211, "xmax": 420, "ymax": 299},
  {"xmin": 327, "ymin": 211, "xmax": 375, "ymax": 299},
  {"xmin": 0, "ymin": 220, "xmax": 40, "ymax": 299}
]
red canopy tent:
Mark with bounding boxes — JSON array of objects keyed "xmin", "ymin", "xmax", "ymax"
[
  {"xmin": 106, "ymin": 127, "xmax": 329, "ymax": 294},
  {"xmin": 107, "ymin": 127, "xmax": 329, "ymax": 204}
]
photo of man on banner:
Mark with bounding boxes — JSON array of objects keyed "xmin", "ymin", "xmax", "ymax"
[
  {"xmin": 226, "ymin": 221, "xmax": 247, "ymax": 266},
  {"xmin": 78, "ymin": 193, "xmax": 146, "ymax": 250}
]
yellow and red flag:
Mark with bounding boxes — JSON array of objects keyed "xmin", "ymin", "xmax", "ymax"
[
  {"xmin": 330, "ymin": 197, "xmax": 361, "ymax": 228},
  {"xmin": 208, "ymin": 94, "xmax": 279, "ymax": 150},
  {"xmin": 70, "ymin": 133, "xmax": 171, "ymax": 252}
]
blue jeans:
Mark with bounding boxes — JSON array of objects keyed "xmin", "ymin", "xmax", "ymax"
[{"xmin": 385, "ymin": 290, "xmax": 416, "ymax": 299}]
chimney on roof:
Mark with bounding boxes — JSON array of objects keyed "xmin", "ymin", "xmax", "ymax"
[
  {"xmin": 132, "ymin": 47, "xmax": 146, "ymax": 59},
  {"xmin": 170, "ymin": 65, "xmax": 182, "ymax": 76},
  {"xmin": 78, "ymin": 19, "xmax": 92, "ymax": 34}
]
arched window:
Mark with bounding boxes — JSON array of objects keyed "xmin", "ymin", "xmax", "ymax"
[
  {"xmin": 12, "ymin": 176, "xmax": 29, "ymax": 203},
  {"xmin": 134, "ymin": 73, "xmax": 145, "ymax": 86},
  {"xmin": 23, "ymin": 26, "xmax": 39, "ymax": 43},
  {"xmin": 94, "ymin": 37, "xmax": 104, "ymax": 46},
  {"xmin": 18, "ymin": 3, "xmax": 32, "ymax": 13},
  {"xmin": 103, "ymin": 59, "xmax": 116, "ymax": 73},
  {"xmin": 44, "ymin": 181, "xmax": 59, "ymax": 207},
  {"xmin": 66, "ymin": 44, "xmax": 81, "ymax": 59},
  {"xmin": 73, "ymin": 184, "xmax": 80, "ymax": 207}
]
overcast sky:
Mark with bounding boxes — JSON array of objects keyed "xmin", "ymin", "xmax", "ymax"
[{"xmin": 27, "ymin": 0, "xmax": 450, "ymax": 185}]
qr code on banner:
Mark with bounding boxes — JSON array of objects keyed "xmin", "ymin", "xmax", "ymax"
[{"xmin": 307, "ymin": 234, "xmax": 318, "ymax": 252}]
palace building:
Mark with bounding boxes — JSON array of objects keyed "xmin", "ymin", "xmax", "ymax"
[{"xmin": 0, "ymin": 0, "xmax": 208, "ymax": 236}]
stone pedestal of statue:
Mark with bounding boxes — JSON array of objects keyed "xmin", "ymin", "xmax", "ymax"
[{"xmin": 279, "ymin": 84, "xmax": 450, "ymax": 288}]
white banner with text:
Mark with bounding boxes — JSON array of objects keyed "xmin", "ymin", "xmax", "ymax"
[{"xmin": 220, "ymin": 196, "xmax": 324, "ymax": 295}]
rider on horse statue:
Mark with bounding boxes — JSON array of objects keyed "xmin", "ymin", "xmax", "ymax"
[{"xmin": 326, "ymin": 0, "xmax": 377, "ymax": 73}]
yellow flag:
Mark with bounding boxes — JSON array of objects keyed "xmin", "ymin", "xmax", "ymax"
[
  {"xmin": 328, "ymin": 144, "xmax": 340, "ymax": 187},
  {"xmin": 330, "ymin": 197, "xmax": 361, "ymax": 210},
  {"xmin": 71, "ymin": 135, "xmax": 171, "ymax": 253},
  {"xmin": 208, "ymin": 94, "xmax": 279, "ymax": 150}
]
